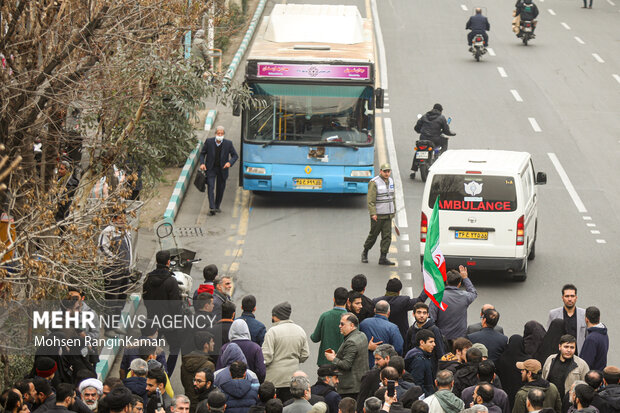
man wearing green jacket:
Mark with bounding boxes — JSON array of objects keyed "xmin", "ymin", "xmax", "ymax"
[
  {"xmin": 325, "ymin": 313, "xmax": 369, "ymax": 399},
  {"xmin": 362, "ymin": 163, "xmax": 396, "ymax": 265},
  {"xmin": 513, "ymin": 359, "xmax": 562, "ymax": 413},
  {"xmin": 311, "ymin": 288, "xmax": 349, "ymax": 366}
]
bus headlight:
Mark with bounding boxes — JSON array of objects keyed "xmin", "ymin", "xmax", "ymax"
[
  {"xmin": 351, "ymin": 170, "xmax": 371, "ymax": 177},
  {"xmin": 246, "ymin": 167, "xmax": 266, "ymax": 174}
]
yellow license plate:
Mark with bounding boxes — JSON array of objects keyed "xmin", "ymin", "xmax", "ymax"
[
  {"xmin": 294, "ymin": 178, "xmax": 323, "ymax": 188},
  {"xmin": 455, "ymin": 231, "xmax": 488, "ymax": 240}
]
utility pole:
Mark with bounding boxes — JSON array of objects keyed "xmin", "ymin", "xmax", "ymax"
[{"xmin": 208, "ymin": 0, "xmax": 215, "ymax": 69}]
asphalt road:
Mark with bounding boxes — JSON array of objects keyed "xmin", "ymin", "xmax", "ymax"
[{"xmin": 169, "ymin": 0, "xmax": 620, "ymax": 388}]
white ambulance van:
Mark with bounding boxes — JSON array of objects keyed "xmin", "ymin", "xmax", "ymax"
[{"xmin": 419, "ymin": 150, "xmax": 546, "ymax": 281}]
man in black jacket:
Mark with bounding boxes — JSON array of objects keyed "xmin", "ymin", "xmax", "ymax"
[
  {"xmin": 351, "ymin": 274, "xmax": 374, "ymax": 323},
  {"xmin": 143, "ymin": 250, "xmax": 183, "ymax": 375},
  {"xmin": 357, "ymin": 345, "xmax": 398, "ymax": 413},
  {"xmin": 466, "ymin": 8, "xmax": 490, "ymax": 47},
  {"xmin": 600, "ymin": 366, "xmax": 620, "ymax": 413},
  {"xmin": 467, "ymin": 309, "xmax": 508, "ymax": 363},
  {"xmin": 372, "ymin": 278, "xmax": 427, "ymax": 343},
  {"xmin": 412, "ymin": 103, "xmax": 456, "ymax": 177},
  {"xmin": 405, "ymin": 302, "xmax": 446, "ymax": 375},
  {"xmin": 311, "ymin": 365, "xmax": 342, "ymax": 413}
]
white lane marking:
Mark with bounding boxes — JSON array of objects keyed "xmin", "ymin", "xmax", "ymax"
[
  {"xmin": 613, "ymin": 74, "xmax": 620, "ymax": 84},
  {"xmin": 370, "ymin": 0, "xmax": 388, "ymax": 89},
  {"xmin": 404, "ymin": 286, "xmax": 413, "ymax": 297},
  {"xmin": 587, "ymin": 223, "xmax": 596, "ymax": 227},
  {"xmin": 561, "ymin": 22, "xmax": 571, "ymax": 30},
  {"xmin": 596, "ymin": 239, "xmax": 607, "ymax": 244},
  {"xmin": 402, "ymin": 259, "xmax": 412, "ymax": 267},
  {"xmin": 511, "ymin": 89, "xmax": 524, "ymax": 102},
  {"xmin": 575, "ymin": 36, "xmax": 585, "ymax": 44},
  {"xmin": 591, "ymin": 230, "xmax": 601, "ymax": 234},
  {"xmin": 402, "ymin": 244, "xmax": 410, "ymax": 252},
  {"xmin": 548, "ymin": 8, "xmax": 556, "ymax": 15},
  {"xmin": 384, "ymin": 92, "xmax": 389, "ymax": 97},
  {"xmin": 384, "ymin": 118, "xmax": 408, "ymax": 228},
  {"xmin": 547, "ymin": 153, "xmax": 588, "ymax": 213},
  {"xmin": 592, "ymin": 53, "xmax": 605, "ymax": 63},
  {"xmin": 497, "ymin": 67, "xmax": 508, "ymax": 77},
  {"xmin": 607, "ymin": 0, "xmax": 615, "ymax": 5},
  {"xmin": 383, "ymin": 103, "xmax": 390, "ymax": 107},
  {"xmin": 461, "ymin": 4, "xmax": 468, "ymax": 10},
  {"xmin": 487, "ymin": 48, "xmax": 496, "ymax": 56},
  {"xmin": 401, "ymin": 233, "xmax": 409, "ymax": 241},
  {"xmin": 528, "ymin": 117, "xmax": 542, "ymax": 132},
  {"xmin": 383, "ymin": 109, "xmax": 390, "ymax": 113},
  {"xmin": 583, "ymin": 216, "xmax": 592, "ymax": 220},
  {"xmin": 403, "ymin": 272, "xmax": 412, "ymax": 280}
]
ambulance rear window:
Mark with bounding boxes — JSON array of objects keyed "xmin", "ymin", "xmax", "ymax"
[{"xmin": 428, "ymin": 174, "xmax": 517, "ymax": 212}]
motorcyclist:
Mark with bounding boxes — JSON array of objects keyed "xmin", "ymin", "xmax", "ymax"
[
  {"xmin": 515, "ymin": 0, "xmax": 539, "ymax": 36},
  {"xmin": 411, "ymin": 104, "xmax": 455, "ymax": 177},
  {"xmin": 466, "ymin": 8, "xmax": 490, "ymax": 49}
]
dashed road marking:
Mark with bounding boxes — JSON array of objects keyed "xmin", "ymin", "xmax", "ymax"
[
  {"xmin": 497, "ymin": 67, "xmax": 508, "ymax": 77},
  {"xmin": 596, "ymin": 239, "xmax": 607, "ymax": 244},
  {"xmin": 583, "ymin": 216, "xmax": 592, "ymax": 220},
  {"xmin": 403, "ymin": 272, "xmax": 412, "ymax": 280},
  {"xmin": 591, "ymin": 230, "xmax": 601, "ymax": 234},
  {"xmin": 401, "ymin": 233, "xmax": 409, "ymax": 241},
  {"xmin": 384, "ymin": 118, "xmax": 408, "ymax": 228},
  {"xmin": 383, "ymin": 108, "xmax": 390, "ymax": 113},
  {"xmin": 548, "ymin": 153, "xmax": 588, "ymax": 213},
  {"xmin": 461, "ymin": 4, "xmax": 468, "ymax": 10},
  {"xmin": 613, "ymin": 74, "xmax": 620, "ymax": 84},
  {"xmin": 548, "ymin": 8, "xmax": 556, "ymax": 15},
  {"xmin": 592, "ymin": 53, "xmax": 605, "ymax": 63},
  {"xmin": 607, "ymin": 0, "xmax": 615, "ymax": 5},
  {"xmin": 511, "ymin": 89, "xmax": 524, "ymax": 102},
  {"xmin": 587, "ymin": 223, "xmax": 596, "ymax": 227},
  {"xmin": 528, "ymin": 117, "xmax": 542, "ymax": 132},
  {"xmin": 575, "ymin": 36, "xmax": 585, "ymax": 44},
  {"xmin": 401, "ymin": 260, "xmax": 411, "ymax": 267},
  {"xmin": 487, "ymin": 48, "xmax": 496, "ymax": 56},
  {"xmin": 561, "ymin": 22, "xmax": 571, "ymax": 30},
  {"xmin": 389, "ymin": 245, "xmax": 398, "ymax": 254},
  {"xmin": 402, "ymin": 244, "xmax": 410, "ymax": 252}
]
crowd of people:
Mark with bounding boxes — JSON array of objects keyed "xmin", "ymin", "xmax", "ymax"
[{"xmin": 2, "ymin": 260, "xmax": 617, "ymax": 413}]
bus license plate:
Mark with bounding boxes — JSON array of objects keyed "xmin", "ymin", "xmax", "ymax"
[
  {"xmin": 416, "ymin": 152, "xmax": 429, "ymax": 159},
  {"xmin": 294, "ymin": 178, "xmax": 323, "ymax": 189},
  {"xmin": 455, "ymin": 231, "xmax": 488, "ymax": 240}
]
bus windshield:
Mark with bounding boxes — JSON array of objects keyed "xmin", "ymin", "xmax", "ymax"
[{"xmin": 245, "ymin": 83, "xmax": 374, "ymax": 145}]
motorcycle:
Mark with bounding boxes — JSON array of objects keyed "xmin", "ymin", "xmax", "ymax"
[
  {"xmin": 519, "ymin": 20, "xmax": 535, "ymax": 45},
  {"xmin": 410, "ymin": 118, "xmax": 452, "ymax": 182},
  {"xmin": 471, "ymin": 34, "xmax": 487, "ymax": 61}
]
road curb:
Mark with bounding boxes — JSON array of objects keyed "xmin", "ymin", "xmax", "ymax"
[
  {"xmin": 95, "ymin": 293, "xmax": 141, "ymax": 380},
  {"xmin": 225, "ymin": 0, "xmax": 267, "ymax": 82}
]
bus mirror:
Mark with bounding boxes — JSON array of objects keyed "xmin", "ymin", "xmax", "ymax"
[
  {"xmin": 232, "ymin": 102, "xmax": 241, "ymax": 117},
  {"xmin": 375, "ymin": 88, "xmax": 385, "ymax": 109},
  {"xmin": 536, "ymin": 172, "xmax": 547, "ymax": 185}
]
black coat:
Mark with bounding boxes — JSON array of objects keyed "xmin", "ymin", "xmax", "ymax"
[
  {"xmin": 466, "ymin": 14, "xmax": 490, "ymax": 32},
  {"xmin": 311, "ymin": 381, "xmax": 341, "ymax": 413},
  {"xmin": 356, "ymin": 367, "xmax": 381, "ymax": 413},
  {"xmin": 372, "ymin": 290, "xmax": 427, "ymax": 342},
  {"xmin": 198, "ymin": 138, "xmax": 238, "ymax": 179},
  {"xmin": 414, "ymin": 110, "xmax": 455, "ymax": 142},
  {"xmin": 143, "ymin": 265, "xmax": 182, "ymax": 320},
  {"xmin": 467, "ymin": 327, "xmax": 508, "ymax": 362},
  {"xmin": 516, "ymin": 2, "xmax": 539, "ymax": 19}
]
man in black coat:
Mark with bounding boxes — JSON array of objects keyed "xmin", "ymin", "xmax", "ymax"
[
  {"xmin": 143, "ymin": 250, "xmax": 183, "ymax": 375},
  {"xmin": 467, "ymin": 309, "xmax": 508, "ymax": 363},
  {"xmin": 356, "ymin": 345, "xmax": 398, "ymax": 413},
  {"xmin": 351, "ymin": 274, "xmax": 374, "ymax": 323},
  {"xmin": 466, "ymin": 8, "xmax": 490, "ymax": 46},
  {"xmin": 372, "ymin": 278, "xmax": 427, "ymax": 343},
  {"xmin": 199, "ymin": 126, "xmax": 239, "ymax": 216},
  {"xmin": 311, "ymin": 365, "xmax": 342, "ymax": 413},
  {"xmin": 405, "ymin": 303, "xmax": 446, "ymax": 376},
  {"xmin": 412, "ymin": 103, "xmax": 455, "ymax": 174}
]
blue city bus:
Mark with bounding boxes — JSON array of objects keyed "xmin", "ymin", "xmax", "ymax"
[{"xmin": 236, "ymin": 4, "xmax": 384, "ymax": 194}]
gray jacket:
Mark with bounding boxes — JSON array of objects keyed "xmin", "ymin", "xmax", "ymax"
[
  {"xmin": 466, "ymin": 322, "xmax": 504, "ymax": 335},
  {"xmin": 332, "ymin": 329, "xmax": 369, "ymax": 394},
  {"xmin": 547, "ymin": 307, "xmax": 586, "ymax": 352},
  {"xmin": 282, "ymin": 399, "xmax": 312, "ymax": 413},
  {"xmin": 429, "ymin": 279, "xmax": 478, "ymax": 340}
]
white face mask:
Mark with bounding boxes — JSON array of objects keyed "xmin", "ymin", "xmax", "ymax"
[{"xmin": 216, "ymin": 135, "xmax": 224, "ymax": 142}]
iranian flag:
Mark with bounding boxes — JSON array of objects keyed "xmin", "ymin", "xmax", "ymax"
[{"xmin": 423, "ymin": 197, "xmax": 448, "ymax": 311}]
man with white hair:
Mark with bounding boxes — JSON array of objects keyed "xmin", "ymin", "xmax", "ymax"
[
  {"xmin": 170, "ymin": 395, "xmax": 190, "ymax": 413},
  {"xmin": 199, "ymin": 126, "xmax": 238, "ymax": 216},
  {"xmin": 79, "ymin": 379, "xmax": 103, "ymax": 412}
]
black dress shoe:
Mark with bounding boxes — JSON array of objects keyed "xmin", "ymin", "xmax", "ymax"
[
  {"xmin": 208, "ymin": 210, "xmax": 216, "ymax": 216},
  {"xmin": 215, "ymin": 208, "xmax": 222, "ymax": 213}
]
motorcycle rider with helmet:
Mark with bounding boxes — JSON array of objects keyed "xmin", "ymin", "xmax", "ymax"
[
  {"xmin": 466, "ymin": 8, "xmax": 490, "ymax": 50},
  {"xmin": 411, "ymin": 104, "xmax": 456, "ymax": 178},
  {"xmin": 515, "ymin": 0, "xmax": 539, "ymax": 37}
]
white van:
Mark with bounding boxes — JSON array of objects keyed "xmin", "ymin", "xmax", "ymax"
[{"xmin": 419, "ymin": 150, "xmax": 546, "ymax": 281}]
